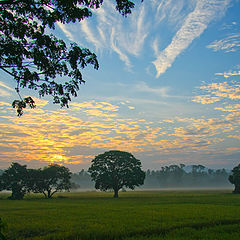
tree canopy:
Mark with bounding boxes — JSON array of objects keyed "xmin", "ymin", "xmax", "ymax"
[
  {"xmin": 88, "ymin": 150, "xmax": 145, "ymax": 198},
  {"xmin": 0, "ymin": 162, "xmax": 72, "ymax": 199},
  {"xmin": 0, "ymin": 162, "xmax": 29, "ymax": 199},
  {"xmin": 229, "ymin": 164, "xmax": 240, "ymax": 194},
  {"xmin": 28, "ymin": 164, "xmax": 72, "ymax": 198},
  {"xmin": 0, "ymin": 0, "xmax": 136, "ymax": 115}
]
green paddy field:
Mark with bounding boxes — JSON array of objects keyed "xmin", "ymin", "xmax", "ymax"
[{"xmin": 1, "ymin": 190, "xmax": 240, "ymax": 240}]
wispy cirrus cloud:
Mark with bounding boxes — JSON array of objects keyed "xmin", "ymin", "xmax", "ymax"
[
  {"xmin": 81, "ymin": 20, "xmax": 102, "ymax": 50},
  {"xmin": 56, "ymin": 22, "xmax": 76, "ymax": 42},
  {"xmin": 110, "ymin": 28, "xmax": 132, "ymax": 68},
  {"xmin": 153, "ymin": 0, "xmax": 230, "ymax": 77},
  {"xmin": 55, "ymin": 0, "xmax": 230, "ymax": 75},
  {"xmin": 207, "ymin": 33, "xmax": 240, "ymax": 52},
  {"xmin": 0, "ymin": 81, "xmax": 14, "ymax": 97},
  {"xmin": 135, "ymin": 81, "xmax": 170, "ymax": 97}
]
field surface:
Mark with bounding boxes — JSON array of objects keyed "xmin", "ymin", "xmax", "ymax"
[{"xmin": 1, "ymin": 190, "xmax": 240, "ymax": 240}]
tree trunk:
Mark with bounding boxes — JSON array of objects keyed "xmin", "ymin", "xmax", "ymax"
[
  {"xmin": 233, "ymin": 184, "xmax": 240, "ymax": 194},
  {"xmin": 42, "ymin": 191, "xmax": 47, "ymax": 198},
  {"xmin": 47, "ymin": 190, "xmax": 52, "ymax": 198},
  {"xmin": 113, "ymin": 188, "xmax": 119, "ymax": 198}
]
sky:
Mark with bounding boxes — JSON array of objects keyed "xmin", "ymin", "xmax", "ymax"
[{"xmin": 0, "ymin": 0, "xmax": 240, "ymax": 172}]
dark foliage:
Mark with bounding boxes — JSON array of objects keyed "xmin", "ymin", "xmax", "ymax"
[
  {"xmin": 144, "ymin": 164, "xmax": 230, "ymax": 189},
  {"xmin": 88, "ymin": 150, "xmax": 145, "ymax": 198},
  {"xmin": 0, "ymin": 163, "xmax": 71, "ymax": 199},
  {"xmin": 229, "ymin": 164, "xmax": 240, "ymax": 193},
  {"xmin": 28, "ymin": 164, "xmax": 72, "ymax": 198},
  {"xmin": 0, "ymin": 0, "xmax": 136, "ymax": 115},
  {"xmin": 70, "ymin": 164, "xmax": 230, "ymax": 190},
  {"xmin": 0, "ymin": 162, "xmax": 28, "ymax": 199}
]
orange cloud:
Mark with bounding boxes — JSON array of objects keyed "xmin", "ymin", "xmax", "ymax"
[
  {"xmin": 193, "ymin": 82, "xmax": 240, "ymax": 104},
  {"xmin": 216, "ymin": 71, "xmax": 240, "ymax": 78}
]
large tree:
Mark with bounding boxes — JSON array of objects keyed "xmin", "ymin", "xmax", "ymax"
[
  {"xmin": 0, "ymin": 162, "xmax": 29, "ymax": 199},
  {"xmin": 28, "ymin": 164, "xmax": 72, "ymax": 198},
  {"xmin": 0, "ymin": 0, "xmax": 136, "ymax": 116},
  {"xmin": 229, "ymin": 164, "xmax": 240, "ymax": 194},
  {"xmin": 88, "ymin": 150, "xmax": 145, "ymax": 198}
]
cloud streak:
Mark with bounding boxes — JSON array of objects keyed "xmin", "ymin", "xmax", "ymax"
[
  {"xmin": 55, "ymin": 0, "xmax": 230, "ymax": 75},
  {"xmin": 153, "ymin": 0, "xmax": 230, "ymax": 77},
  {"xmin": 0, "ymin": 81, "xmax": 14, "ymax": 97},
  {"xmin": 207, "ymin": 34, "xmax": 240, "ymax": 52}
]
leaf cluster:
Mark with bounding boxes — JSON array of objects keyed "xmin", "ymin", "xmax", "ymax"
[
  {"xmin": 0, "ymin": 0, "xmax": 135, "ymax": 114},
  {"xmin": 12, "ymin": 96, "xmax": 36, "ymax": 116}
]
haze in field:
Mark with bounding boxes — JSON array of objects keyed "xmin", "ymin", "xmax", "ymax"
[{"xmin": 0, "ymin": 0, "xmax": 240, "ymax": 172}]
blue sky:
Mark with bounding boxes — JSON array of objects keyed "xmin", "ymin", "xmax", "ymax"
[{"xmin": 0, "ymin": 0, "xmax": 240, "ymax": 171}]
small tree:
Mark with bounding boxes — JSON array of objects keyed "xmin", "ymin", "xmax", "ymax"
[
  {"xmin": 28, "ymin": 164, "xmax": 72, "ymax": 198},
  {"xmin": 88, "ymin": 150, "xmax": 145, "ymax": 198},
  {"xmin": 0, "ymin": 162, "xmax": 28, "ymax": 199},
  {"xmin": 229, "ymin": 164, "xmax": 240, "ymax": 194}
]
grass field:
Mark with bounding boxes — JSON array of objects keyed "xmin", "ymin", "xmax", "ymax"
[{"xmin": 1, "ymin": 190, "xmax": 240, "ymax": 240}]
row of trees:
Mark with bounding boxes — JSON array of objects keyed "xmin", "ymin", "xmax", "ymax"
[
  {"xmin": 144, "ymin": 164, "xmax": 230, "ymax": 188},
  {"xmin": 0, "ymin": 151, "xmax": 146, "ymax": 199},
  {"xmin": 0, "ymin": 163, "xmax": 71, "ymax": 199},
  {"xmin": 70, "ymin": 164, "xmax": 231, "ymax": 190},
  {"xmin": 1, "ymin": 153, "xmax": 240, "ymax": 199}
]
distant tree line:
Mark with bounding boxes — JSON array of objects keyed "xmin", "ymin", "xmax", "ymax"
[
  {"xmin": 1, "ymin": 161, "xmax": 240, "ymax": 199},
  {"xmin": 144, "ymin": 164, "xmax": 231, "ymax": 188},
  {"xmin": 71, "ymin": 164, "xmax": 231, "ymax": 189},
  {"xmin": 71, "ymin": 169, "xmax": 94, "ymax": 189}
]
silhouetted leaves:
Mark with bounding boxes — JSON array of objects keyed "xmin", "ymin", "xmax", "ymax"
[
  {"xmin": 0, "ymin": 162, "xmax": 28, "ymax": 199},
  {"xmin": 0, "ymin": 0, "xmax": 136, "ymax": 115},
  {"xmin": 88, "ymin": 150, "xmax": 145, "ymax": 198},
  {"xmin": 0, "ymin": 163, "xmax": 71, "ymax": 199},
  {"xmin": 28, "ymin": 164, "xmax": 72, "ymax": 198},
  {"xmin": 229, "ymin": 164, "xmax": 240, "ymax": 193},
  {"xmin": 12, "ymin": 96, "xmax": 36, "ymax": 116}
]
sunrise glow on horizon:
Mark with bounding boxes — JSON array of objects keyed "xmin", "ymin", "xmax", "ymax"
[{"xmin": 0, "ymin": 0, "xmax": 240, "ymax": 172}]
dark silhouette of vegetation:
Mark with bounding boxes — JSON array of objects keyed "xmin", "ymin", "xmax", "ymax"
[
  {"xmin": 0, "ymin": 163, "xmax": 29, "ymax": 199},
  {"xmin": 144, "ymin": 164, "xmax": 230, "ymax": 189},
  {"xmin": 0, "ymin": 0, "xmax": 136, "ymax": 115},
  {"xmin": 0, "ymin": 163, "xmax": 71, "ymax": 199},
  {"xmin": 28, "ymin": 164, "xmax": 72, "ymax": 198},
  {"xmin": 0, "ymin": 162, "xmax": 231, "ymax": 199},
  {"xmin": 88, "ymin": 150, "xmax": 145, "ymax": 198},
  {"xmin": 69, "ymin": 164, "xmax": 230, "ymax": 190},
  {"xmin": 229, "ymin": 164, "xmax": 240, "ymax": 194}
]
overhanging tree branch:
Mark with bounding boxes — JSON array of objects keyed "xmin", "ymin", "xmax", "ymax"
[{"xmin": 0, "ymin": 0, "xmax": 137, "ymax": 116}]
